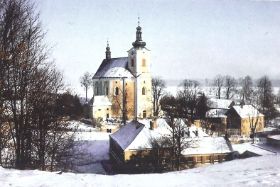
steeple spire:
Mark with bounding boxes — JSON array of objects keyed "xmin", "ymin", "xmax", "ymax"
[
  {"xmin": 132, "ymin": 17, "xmax": 146, "ymax": 48},
  {"xmin": 105, "ymin": 40, "xmax": 111, "ymax": 60}
]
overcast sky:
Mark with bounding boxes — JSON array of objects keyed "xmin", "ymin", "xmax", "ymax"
[{"xmin": 37, "ymin": 0, "xmax": 280, "ymax": 95}]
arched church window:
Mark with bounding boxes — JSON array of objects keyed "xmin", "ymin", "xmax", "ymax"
[
  {"xmin": 131, "ymin": 59, "xmax": 134, "ymax": 67},
  {"xmin": 142, "ymin": 59, "xmax": 146, "ymax": 67},
  {"xmin": 115, "ymin": 87, "xmax": 119, "ymax": 96},
  {"xmin": 142, "ymin": 87, "xmax": 146, "ymax": 95}
]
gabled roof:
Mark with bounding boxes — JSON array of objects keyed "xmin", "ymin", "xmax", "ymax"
[
  {"xmin": 231, "ymin": 105, "xmax": 264, "ymax": 118},
  {"xmin": 93, "ymin": 57, "xmax": 133, "ymax": 78},
  {"xmin": 209, "ymin": 98, "xmax": 234, "ymax": 109},
  {"xmin": 110, "ymin": 121, "xmax": 145, "ymax": 151},
  {"xmin": 110, "ymin": 119, "xmax": 171, "ymax": 151}
]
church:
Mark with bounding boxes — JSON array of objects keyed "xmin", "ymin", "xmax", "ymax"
[{"xmin": 92, "ymin": 21, "xmax": 153, "ymax": 121}]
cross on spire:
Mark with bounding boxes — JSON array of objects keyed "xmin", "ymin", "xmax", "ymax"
[
  {"xmin": 105, "ymin": 40, "xmax": 111, "ymax": 60},
  {"xmin": 132, "ymin": 17, "xmax": 146, "ymax": 48}
]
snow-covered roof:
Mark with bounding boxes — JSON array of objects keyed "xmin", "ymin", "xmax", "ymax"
[
  {"xmin": 110, "ymin": 119, "xmax": 171, "ymax": 151},
  {"xmin": 187, "ymin": 124, "xmax": 209, "ymax": 138},
  {"xmin": 209, "ymin": 98, "xmax": 234, "ymax": 109},
  {"xmin": 268, "ymin": 135, "xmax": 280, "ymax": 141},
  {"xmin": 206, "ymin": 109, "xmax": 227, "ymax": 118},
  {"xmin": 182, "ymin": 136, "xmax": 232, "ymax": 155},
  {"xmin": 231, "ymin": 105, "xmax": 264, "ymax": 118},
  {"xmin": 93, "ymin": 96, "xmax": 112, "ymax": 107},
  {"xmin": 93, "ymin": 57, "xmax": 133, "ymax": 78},
  {"xmin": 110, "ymin": 118, "xmax": 211, "ymax": 152}
]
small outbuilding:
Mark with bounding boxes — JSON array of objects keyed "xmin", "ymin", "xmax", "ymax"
[{"xmin": 226, "ymin": 105, "xmax": 264, "ymax": 136}]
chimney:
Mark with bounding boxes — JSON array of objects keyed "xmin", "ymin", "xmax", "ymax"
[
  {"xmin": 150, "ymin": 120, "xmax": 157, "ymax": 130},
  {"xmin": 240, "ymin": 100, "xmax": 245, "ymax": 108}
]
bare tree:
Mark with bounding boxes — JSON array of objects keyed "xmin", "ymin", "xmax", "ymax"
[
  {"xmin": 177, "ymin": 80, "xmax": 200, "ymax": 120},
  {"xmin": 0, "ymin": 0, "xmax": 75, "ymax": 170},
  {"xmin": 276, "ymin": 89, "xmax": 280, "ymax": 106},
  {"xmin": 80, "ymin": 72, "xmax": 92, "ymax": 102},
  {"xmin": 196, "ymin": 93, "xmax": 209, "ymax": 119},
  {"xmin": 240, "ymin": 75, "xmax": 253, "ymax": 104},
  {"xmin": 257, "ymin": 76, "xmax": 277, "ymax": 124},
  {"xmin": 152, "ymin": 77, "xmax": 166, "ymax": 116},
  {"xmin": 249, "ymin": 114, "xmax": 260, "ymax": 144},
  {"xmin": 0, "ymin": 0, "xmax": 47, "ymax": 169},
  {"xmin": 160, "ymin": 95, "xmax": 195, "ymax": 171},
  {"xmin": 224, "ymin": 75, "xmax": 237, "ymax": 99},
  {"xmin": 213, "ymin": 75, "xmax": 224, "ymax": 99}
]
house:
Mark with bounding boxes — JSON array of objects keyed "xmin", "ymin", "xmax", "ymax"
[
  {"xmin": 205, "ymin": 98, "xmax": 235, "ymax": 133},
  {"xmin": 109, "ymin": 119, "xmax": 170, "ymax": 164},
  {"xmin": 92, "ymin": 21, "xmax": 153, "ymax": 121},
  {"xmin": 226, "ymin": 104, "xmax": 264, "ymax": 136},
  {"xmin": 109, "ymin": 119, "xmax": 233, "ymax": 169},
  {"xmin": 181, "ymin": 136, "xmax": 232, "ymax": 167}
]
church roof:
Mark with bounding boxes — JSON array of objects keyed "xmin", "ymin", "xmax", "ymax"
[{"xmin": 93, "ymin": 57, "xmax": 133, "ymax": 79}]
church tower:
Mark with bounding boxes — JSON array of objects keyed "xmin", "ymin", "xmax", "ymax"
[{"xmin": 128, "ymin": 19, "xmax": 153, "ymax": 119}]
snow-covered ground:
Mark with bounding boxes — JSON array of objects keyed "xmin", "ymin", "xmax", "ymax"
[
  {"xmin": 1, "ymin": 154, "xmax": 280, "ymax": 187},
  {"xmin": 232, "ymin": 143, "xmax": 278, "ymax": 155},
  {"xmin": 67, "ymin": 121, "xmax": 110, "ymax": 174},
  {"xmin": 1, "ymin": 120, "xmax": 280, "ymax": 186}
]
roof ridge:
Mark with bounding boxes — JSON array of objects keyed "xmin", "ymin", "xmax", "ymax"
[{"xmin": 124, "ymin": 122, "xmax": 145, "ymax": 150}]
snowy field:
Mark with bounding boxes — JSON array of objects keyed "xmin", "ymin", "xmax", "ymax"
[
  {"xmin": 1, "ymin": 121, "xmax": 280, "ymax": 186},
  {"xmin": 68, "ymin": 121, "xmax": 110, "ymax": 174},
  {"xmin": 0, "ymin": 155, "xmax": 280, "ymax": 187}
]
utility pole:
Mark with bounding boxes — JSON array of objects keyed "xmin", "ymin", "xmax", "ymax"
[
  {"xmin": 122, "ymin": 77, "xmax": 126, "ymax": 125},
  {"xmin": 133, "ymin": 73, "xmax": 141, "ymax": 121}
]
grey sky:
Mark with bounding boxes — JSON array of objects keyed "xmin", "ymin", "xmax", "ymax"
[{"xmin": 37, "ymin": 0, "xmax": 280, "ymax": 95}]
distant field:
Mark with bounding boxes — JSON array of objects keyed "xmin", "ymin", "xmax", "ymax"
[{"xmin": 164, "ymin": 85, "xmax": 280, "ymax": 98}]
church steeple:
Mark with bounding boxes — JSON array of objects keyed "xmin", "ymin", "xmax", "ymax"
[
  {"xmin": 132, "ymin": 17, "xmax": 146, "ymax": 48},
  {"xmin": 105, "ymin": 40, "xmax": 111, "ymax": 60}
]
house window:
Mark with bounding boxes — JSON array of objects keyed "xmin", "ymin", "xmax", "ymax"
[
  {"xmin": 143, "ymin": 110, "xmax": 147, "ymax": 118},
  {"xmin": 142, "ymin": 87, "xmax": 146, "ymax": 95},
  {"xmin": 115, "ymin": 87, "xmax": 119, "ymax": 95},
  {"xmin": 131, "ymin": 59, "xmax": 134, "ymax": 67},
  {"xmin": 142, "ymin": 59, "xmax": 146, "ymax": 67}
]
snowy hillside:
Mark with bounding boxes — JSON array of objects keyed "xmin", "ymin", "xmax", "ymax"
[{"xmin": 0, "ymin": 155, "xmax": 280, "ymax": 187}]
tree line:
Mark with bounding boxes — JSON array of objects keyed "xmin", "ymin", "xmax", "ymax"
[
  {"xmin": 152, "ymin": 75, "xmax": 279, "ymax": 125},
  {"xmin": 0, "ymin": 0, "xmax": 81, "ymax": 170}
]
